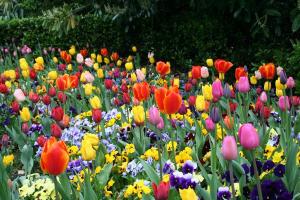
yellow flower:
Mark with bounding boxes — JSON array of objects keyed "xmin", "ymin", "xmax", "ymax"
[
  {"xmin": 179, "ymin": 187, "xmax": 198, "ymax": 200},
  {"xmin": 93, "ymin": 63, "xmax": 99, "ymax": 70},
  {"xmin": 3, "ymin": 70, "xmax": 16, "ymax": 80},
  {"xmin": 97, "ymin": 54, "xmax": 102, "ymax": 63},
  {"xmin": 105, "ymin": 153, "xmax": 115, "ymax": 163},
  {"xmin": 272, "ymin": 151, "xmax": 284, "ymax": 163},
  {"xmin": 125, "ymin": 62, "xmax": 133, "ymax": 71},
  {"xmin": 83, "ymin": 134, "xmax": 99, "ymax": 147},
  {"xmin": 84, "ymin": 83, "xmax": 93, "ymax": 96},
  {"xmin": 163, "ymin": 174, "xmax": 170, "ymax": 182},
  {"xmin": 132, "ymin": 46, "xmax": 137, "ymax": 52},
  {"xmin": 141, "ymin": 67, "xmax": 146, "ymax": 75},
  {"xmin": 91, "ymin": 53, "xmax": 96, "ymax": 60},
  {"xmin": 67, "ymin": 64, "xmax": 73, "ymax": 71},
  {"xmin": 3, "ymin": 154, "xmax": 14, "ymax": 166},
  {"xmin": 250, "ymin": 76, "xmax": 257, "ymax": 85},
  {"xmin": 19, "ymin": 58, "xmax": 29, "ymax": 70},
  {"xmin": 219, "ymin": 73, "xmax": 225, "ymax": 80},
  {"xmin": 276, "ymin": 89, "xmax": 283, "ymax": 97},
  {"xmin": 104, "ymin": 57, "xmax": 110, "ymax": 64},
  {"xmin": 264, "ymin": 81, "xmax": 271, "ymax": 91},
  {"xmin": 35, "ymin": 57, "xmax": 44, "ymax": 65},
  {"xmin": 275, "ymin": 78, "xmax": 286, "ymax": 90},
  {"xmin": 20, "ymin": 107, "xmax": 31, "ymax": 122},
  {"xmin": 173, "ymin": 78, "xmax": 180, "ymax": 87},
  {"xmin": 80, "ymin": 135, "xmax": 98, "ymax": 161},
  {"xmin": 149, "ymin": 56, "xmax": 155, "ymax": 64},
  {"xmin": 22, "ymin": 70, "xmax": 29, "ymax": 78},
  {"xmin": 166, "ymin": 141, "xmax": 177, "ymax": 152},
  {"xmin": 89, "ymin": 96, "xmax": 101, "ymax": 109},
  {"xmin": 68, "ymin": 146, "xmax": 79, "ymax": 156},
  {"xmin": 48, "ymin": 71, "xmax": 58, "ymax": 80},
  {"xmin": 5, "ymin": 81, "xmax": 11, "ymax": 88},
  {"xmin": 117, "ymin": 60, "xmax": 122, "ymax": 67},
  {"xmin": 52, "ymin": 57, "xmax": 58, "ymax": 64},
  {"xmin": 206, "ymin": 58, "xmax": 213, "ymax": 67},
  {"xmin": 97, "ymin": 68, "xmax": 104, "ymax": 78},
  {"xmin": 69, "ymin": 46, "xmax": 76, "ymax": 55},
  {"xmin": 297, "ymin": 152, "xmax": 300, "ymax": 165},
  {"xmin": 125, "ymin": 144, "xmax": 135, "ymax": 154},
  {"xmin": 203, "ymin": 151, "xmax": 211, "ymax": 162},
  {"xmin": 195, "ymin": 95, "xmax": 205, "ymax": 111},
  {"xmin": 132, "ymin": 106, "xmax": 145, "ymax": 125},
  {"xmin": 202, "ymin": 84, "xmax": 213, "ymax": 101},
  {"xmin": 141, "ymin": 147, "xmax": 159, "ymax": 161}
]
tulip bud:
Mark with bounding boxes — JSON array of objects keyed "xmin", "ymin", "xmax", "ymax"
[
  {"xmin": 121, "ymin": 83, "xmax": 128, "ymax": 93},
  {"xmin": 238, "ymin": 123, "xmax": 259, "ymax": 150},
  {"xmin": 57, "ymin": 91, "xmax": 67, "ymax": 103},
  {"xmin": 210, "ymin": 107, "xmax": 220, "ymax": 123},
  {"xmin": 184, "ymin": 83, "xmax": 192, "ymax": 92},
  {"xmin": 104, "ymin": 79, "xmax": 113, "ymax": 90},
  {"xmin": 188, "ymin": 96, "xmax": 196, "ymax": 107},
  {"xmin": 42, "ymin": 94, "xmax": 51, "ymax": 105},
  {"xmin": 58, "ymin": 114, "xmax": 70, "ymax": 128},
  {"xmin": 148, "ymin": 106, "xmax": 161, "ymax": 125},
  {"xmin": 286, "ymin": 77, "xmax": 295, "ymax": 89},
  {"xmin": 205, "ymin": 117, "xmax": 215, "ymax": 132},
  {"xmin": 48, "ymin": 87, "xmax": 56, "ymax": 97},
  {"xmin": 212, "ymin": 80, "xmax": 223, "ymax": 100},
  {"xmin": 278, "ymin": 96, "xmax": 290, "ymax": 111},
  {"xmin": 50, "ymin": 123, "xmax": 62, "ymax": 138},
  {"xmin": 0, "ymin": 84, "xmax": 8, "ymax": 94},
  {"xmin": 201, "ymin": 66, "xmax": 209, "ymax": 78},
  {"xmin": 221, "ymin": 136, "xmax": 237, "ymax": 160},
  {"xmin": 157, "ymin": 117, "xmax": 165, "ymax": 130},
  {"xmin": 1, "ymin": 134, "xmax": 9, "ymax": 148},
  {"xmin": 260, "ymin": 91, "xmax": 267, "ymax": 103},
  {"xmin": 92, "ymin": 109, "xmax": 102, "ymax": 123},
  {"xmin": 223, "ymin": 83, "xmax": 231, "ymax": 98},
  {"xmin": 224, "ymin": 115, "xmax": 234, "ymax": 129},
  {"xmin": 51, "ymin": 106, "xmax": 64, "ymax": 121},
  {"xmin": 237, "ymin": 76, "xmax": 250, "ymax": 93},
  {"xmin": 11, "ymin": 101, "xmax": 20, "ymax": 113},
  {"xmin": 122, "ymin": 93, "xmax": 131, "ymax": 104},
  {"xmin": 279, "ymin": 70, "xmax": 287, "ymax": 85},
  {"xmin": 178, "ymin": 103, "xmax": 187, "ymax": 115},
  {"xmin": 37, "ymin": 135, "xmax": 47, "ymax": 147},
  {"xmin": 22, "ymin": 122, "xmax": 29, "ymax": 134}
]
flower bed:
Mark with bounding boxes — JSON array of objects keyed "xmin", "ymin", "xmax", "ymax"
[{"xmin": 0, "ymin": 45, "xmax": 299, "ymax": 200}]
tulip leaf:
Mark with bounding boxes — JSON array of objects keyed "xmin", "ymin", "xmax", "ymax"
[
  {"xmin": 138, "ymin": 158, "xmax": 160, "ymax": 185},
  {"xmin": 168, "ymin": 188, "xmax": 181, "ymax": 200},
  {"xmin": 83, "ymin": 172, "xmax": 97, "ymax": 200},
  {"xmin": 285, "ymin": 143, "xmax": 299, "ymax": 192},
  {"xmin": 96, "ymin": 163, "xmax": 113, "ymax": 189},
  {"xmin": 5, "ymin": 126, "xmax": 26, "ymax": 148},
  {"xmin": 53, "ymin": 175, "xmax": 72, "ymax": 200},
  {"xmin": 195, "ymin": 185, "xmax": 210, "ymax": 200},
  {"xmin": 142, "ymin": 193, "xmax": 155, "ymax": 200},
  {"xmin": 0, "ymin": 156, "xmax": 11, "ymax": 200},
  {"xmin": 20, "ymin": 144, "xmax": 33, "ymax": 174}
]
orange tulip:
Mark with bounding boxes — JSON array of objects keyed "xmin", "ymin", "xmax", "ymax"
[
  {"xmin": 40, "ymin": 137, "xmax": 69, "ymax": 175},
  {"xmin": 235, "ymin": 67, "xmax": 247, "ymax": 81},
  {"xmin": 224, "ymin": 115, "xmax": 234, "ymax": 129},
  {"xmin": 214, "ymin": 59, "xmax": 233, "ymax": 73},
  {"xmin": 70, "ymin": 75, "xmax": 79, "ymax": 88},
  {"xmin": 156, "ymin": 61, "xmax": 170, "ymax": 76},
  {"xmin": 259, "ymin": 63, "xmax": 275, "ymax": 80},
  {"xmin": 56, "ymin": 74, "xmax": 71, "ymax": 91},
  {"xmin": 60, "ymin": 51, "xmax": 72, "ymax": 63},
  {"xmin": 155, "ymin": 87, "xmax": 182, "ymax": 114},
  {"xmin": 133, "ymin": 82, "xmax": 150, "ymax": 102}
]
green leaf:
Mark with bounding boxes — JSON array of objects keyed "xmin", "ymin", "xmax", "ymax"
[
  {"xmin": 52, "ymin": 176, "xmax": 71, "ymax": 200},
  {"xmin": 168, "ymin": 188, "xmax": 181, "ymax": 200},
  {"xmin": 83, "ymin": 172, "xmax": 97, "ymax": 200},
  {"xmin": 5, "ymin": 126, "xmax": 26, "ymax": 148},
  {"xmin": 138, "ymin": 158, "xmax": 160, "ymax": 185},
  {"xmin": 266, "ymin": 9, "xmax": 281, "ymax": 17},
  {"xmin": 95, "ymin": 163, "xmax": 113, "ymax": 189},
  {"xmin": 195, "ymin": 185, "xmax": 210, "ymax": 200},
  {"xmin": 20, "ymin": 144, "xmax": 33, "ymax": 174},
  {"xmin": 0, "ymin": 156, "xmax": 11, "ymax": 200},
  {"xmin": 292, "ymin": 14, "xmax": 300, "ymax": 32}
]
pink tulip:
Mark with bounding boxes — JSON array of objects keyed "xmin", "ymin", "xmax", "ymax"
[
  {"xmin": 238, "ymin": 123, "xmax": 260, "ymax": 150},
  {"xmin": 136, "ymin": 69, "xmax": 145, "ymax": 82},
  {"xmin": 85, "ymin": 58, "xmax": 94, "ymax": 67},
  {"xmin": 212, "ymin": 80, "xmax": 223, "ymax": 100},
  {"xmin": 76, "ymin": 53, "xmax": 83, "ymax": 64},
  {"xmin": 13, "ymin": 89, "xmax": 26, "ymax": 102},
  {"xmin": 152, "ymin": 181, "xmax": 170, "ymax": 200},
  {"xmin": 149, "ymin": 106, "xmax": 161, "ymax": 125},
  {"xmin": 201, "ymin": 67, "xmax": 209, "ymax": 78},
  {"xmin": 286, "ymin": 77, "xmax": 295, "ymax": 89},
  {"xmin": 237, "ymin": 76, "xmax": 250, "ymax": 93},
  {"xmin": 278, "ymin": 96, "xmax": 290, "ymax": 111},
  {"xmin": 260, "ymin": 91, "xmax": 267, "ymax": 103},
  {"xmin": 84, "ymin": 71, "xmax": 95, "ymax": 83},
  {"xmin": 205, "ymin": 117, "xmax": 215, "ymax": 132},
  {"xmin": 157, "ymin": 117, "xmax": 164, "ymax": 130},
  {"xmin": 221, "ymin": 136, "xmax": 238, "ymax": 160}
]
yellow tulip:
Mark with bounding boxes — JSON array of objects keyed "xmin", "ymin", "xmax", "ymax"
[
  {"xmin": 20, "ymin": 107, "xmax": 31, "ymax": 122},
  {"xmin": 117, "ymin": 60, "xmax": 122, "ymax": 67},
  {"xmin": 67, "ymin": 64, "xmax": 73, "ymax": 71},
  {"xmin": 179, "ymin": 187, "xmax": 198, "ymax": 200},
  {"xmin": 93, "ymin": 63, "xmax": 99, "ymax": 70},
  {"xmin": 132, "ymin": 106, "xmax": 145, "ymax": 125},
  {"xmin": 91, "ymin": 53, "xmax": 96, "ymax": 60},
  {"xmin": 3, "ymin": 70, "xmax": 16, "ymax": 80},
  {"xmin": 104, "ymin": 57, "xmax": 110, "ymax": 65},
  {"xmin": 125, "ymin": 62, "xmax": 133, "ymax": 71},
  {"xmin": 131, "ymin": 73, "xmax": 137, "ymax": 82},
  {"xmin": 19, "ymin": 58, "xmax": 29, "ymax": 70},
  {"xmin": 173, "ymin": 78, "xmax": 180, "ymax": 87},
  {"xmin": 69, "ymin": 46, "xmax": 76, "ymax": 55},
  {"xmin": 275, "ymin": 78, "xmax": 286, "ymax": 90},
  {"xmin": 2, "ymin": 154, "xmax": 14, "ymax": 167},
  {"xmin": 202, "ymin": 85, "xmax": 213, "ymax": 101},
  {"xmin": 149, "ymin": 57, "xmax": 155, "ymax": 64},
  {"xmin": 90, "ymin": 96, "xmax": 101, "ymax": 109},
  {"xmin": 35, "ymin": 57, "xmax": 44, "ymax": 65},
  {"xmin": 206, "ymin": 58, "xmax": 214, "ymax": 67},
  {"xmin": 83, "ymin": 134, "xmax": 99, "ymax": 147},
  {"xmin": 48, "ymin": 71, "xmax": 58, "ymax": 80},
  {"xmin": 141, "ymin": 67, "xmax": 146, "ymax": 75},
  {"xmin": 81, "ymin": 140, "xmax": 97, "ymax": 161},
  {"xmin": 52, "ymin": 57, "xmax": 58, "ymax": 64},
  {"xmin": 276, "ymin": 89, "xmax": 283, "ymax": 97},
  {"xmin": 84, "ymin": 83, "xmax": 93, "ymax": 96},
  {"xmin": 22, "ymin": 70, "xmax": 29, "ymax": 78},
  {"xmin": 132, "ymin": 46, "xmax": 137, "ymax": 52},
  {"xmin": 97, "ymin": 54, "xmax": 102, "ymax": 63},
  {"xmin": 196, "ymin": 95, "xmax": 205, "ymax": 111},
  {"xmin": 5, "ymin": 81, "xmax": 11, "ymax": 88},
  {"xmin": 97, "ymin": 69, "xmax": 104, "ymax": 78},
  {"xmin": 264, "ymin": 81, "xmax": 271, "ymax": 91},
  {"xmin": 250, "ymin": 75, "xmax": 257, "ymax": 85}
]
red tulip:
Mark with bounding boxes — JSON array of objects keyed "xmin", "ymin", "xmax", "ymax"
[
  {"xmin": 191, "ymin": 66, "xmax": 201, "ymax": 79},
  {"xmin": 80, "ymin": 48, "xmax": 88, "ymax": 57},
  {"xmin": 156, "ymin": 61, "xmax": 170, "ymax": 76},
  {"xmin": 235, "ymin": 67, "xmax": 247, "ymax": 81},
  {"xmin": 104, "ymin": 79, "xmax": 113, "ymax": 90},
  {"xmin": 37, "ymin": 135, "xmax": 47, "ymax": 147},
  {"xmin": 56, "ymin": 75, "xmax": 71, "ymax": 91},
  {"xmin": 40, "ymin": 137, "xmax": 69, "ymax": 175},
  {"xmin": 48, "ymin": 87, "xmax": 56, "ymax": 97},
  {"xmin": 29, "ymin": 69, "xmax": 37, "ymax": 80},
  {"xmin": 92, "ymin": 109, "xmax": 102, "ymax": 123},
  {"xmin": 214, "ymin": 59, "xmax": 233, "ymax": 73},
  {"xmin": 22, "ymin": 122, "xmax": 29, "ymax": 134},
  {"xmin": 184, "ymin": 83, "xmax": 192, "ymax": 92},
  {"xmin": 155, "ymin": 87, "xmax": 182, "ymax": 114},
  {"xmin": 11, "ymin": 101, "xmax": 20, "ymax": 113},
  {"xmin": 259, "ymin": 63, "xmax": 275, "ymax": 80},
  {"xmin": 50, "ymin": 123, "xmax": 62, "ymax": 138},
  {"xmin": 29, "ymin": 92, "xmax": 39, "ymax": 103},
  {"xmin": 122, "ymin": 93, "xmax": 131, "ymax": 104},
  {"xmin": 188, "ymin": 96, "xmax": 196, "ymax": 106},
  {"xmin": 51, "ymin": 106, "xmax": 64, "ymax": 121},
  {"xmin": 133, "ymin": 82, "xmax": 150, "ymax": 102},
  {"xmin": 152, "ymin": 181, "xmax": 170, "ymax": 200},
  {"xmin": 100, "ymin": 48, "xmax": 108, "ymax": 57},
  {"xmin": 42, "ymin": 94, "xmax": 51, "ymax": 105},
  {"xmin": 0, "ymin": 84, "xmax": 8, "ymax": 94},
  {"xmin": 57, "ymin": 91, "xmax": 67, "ymax": 103},
  {"xmin": 111, "ymin": 52, "xmax": 119, "ymax": 61}
]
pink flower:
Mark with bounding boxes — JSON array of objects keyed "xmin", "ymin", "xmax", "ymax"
[
  {"xmin": 260, "ymin": 91, "xmax": 267, "ymax": 103},
  {"xmin": 212, "ymin": 80, "xmax": 223, "ymax": 100},
  {"xmin": 201, "ymin": 66, "xmax": 209, "ymax": 78},
  {"xmin": 278, "ymin": 96, "xmax": 290, "ymax": 111},
  {"xmin": 276, "ymin": 66, "xmax": 283, "ymax": 76},
  {"xmin": 286, "ymin": 77, "xmax": 295, "ymax": 89},
  {"xmin": 84, "ymin": 71, "xmax": 95, "ymax": 83},
  {"xmin": 149, "ymin": 106, "xmax": 161, "ymax": 125},
  {"xmin": 136, "ymin": 69, "xmax": 145, "ymax": 81},
  {"xmin": 13, "ymin": 89, "xmax": 26, "ymax": 102},
  {"xmin": 76, "ymin": 53, "xmax": 83, "ymax": 64},
  {"xmin": 205, "ymin": 117, "xmax": 215, "ymax": 132},
  {"xmin": 85, "ymin": 58, "xmax": 94, "ymax": 67},
  {"xmin": 221, "ymin": 136, "xmax": 238, "ymax": 160},
  {"xmin": 157, "ymin": 117, "xmax": 164, "ymax": 130},
  {"xmin": 237, "ymin": 76, "xmax": 250, "ymax": 93},
  {"xmin": 238, "ymin": 123, "xmax": 260, "ymax": 150},
  {"xmin": 255, "ymin": 71, "xmax": 262, "ymax": 80}
]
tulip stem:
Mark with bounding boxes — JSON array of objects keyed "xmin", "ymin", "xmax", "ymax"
[
  {"xmin": 252, "ymin": 151, "xmax": 263, "ymax": 200},
  {"xmin": 228, "ymin": 161, "xmax": 236, "ymax": 200},
  {"xmin": 52, "ymin": 176, "xmax": 60, "ymax": 200}
]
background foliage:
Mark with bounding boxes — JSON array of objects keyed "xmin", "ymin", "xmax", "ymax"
[{"xmin": 1, "ymin": 0, "xmax": 300, "ymax": 82}]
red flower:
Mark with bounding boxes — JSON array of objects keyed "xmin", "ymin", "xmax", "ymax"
[
  {"xmin": 235, "ymin": 67, "xmax": 247, "ymax": 81},
  {"xmin": 70, "ymin": 75, "xmax": 79, "ymax": 88},
  {"xmin": 111, "ymin": 52, "xmax": 119, "ymax": 61},
  {"xmin": 37, "ymin": 135, "xmax": 47, "ymax": 147},
  {"xmin": 156, "ymin": 61, "xmax": 170, "ymax": 76},
  {"xmin": 184, "ymin": 83, "xmax": 192, "ymax": 92},
  {"xmin": 0, "ymin": 84, "xmax": 8, "ymax": 94},
  {"xmin": 100, "ymin": 48, "xmax": 108, "ymax": 57},
  {"xmin": 123, "ymin": 93, "xmax": 131, "ymax": 104},
  {"xmin": 80, "ymin": 48, "xmax": 88, "ymax": 57},
  {"xmin": 40, "ymin": 137, "xmax": 69, "ymax": 175},
  {"xmin": 11, "ymin": 101, "xmax": 20, "ymax": 113},
  {"xmin": 57, "ymin": 91, "xmax": 67, "ymax": 103},
  {"xmin": 214, "ymin": 59, "xmax": 233, "ymax": 73},
  {"xmin": 152, "ymin": 181, "xmax": 170, "ymax": 200},
  {"xmin": 191, "ymin": 66, "xmax": 201, "ymax": 79},
  {"xmin": 48, "ymin": 87, "xmax": 56, "ymax": 97},
  {"xmin": 29, "ymin": 92, "xmax": 39, "ymax": 103},
  {"xmin": 104, "ymin": 79, "xmax": 113, "ymax": 90},
  {"xmin": 259, "ymin": 63, "xmax": 275, "ymax": 80},
  {"xmin": 155, "ymin": 87, "xmax": 182, "ymax": 114},
  {"xmin": 51, "ymin": 106, "xmax": 64, "ymax": 121},
  {"xmin": 42, "ymin": 95, "xmax": 51, "ymax": 105},
  {"xmin": 92, "ymin": 109, "xmax": 102, "ymax": 123},
  {"xmin": 56, "ymin": 75, "xmax": 71, "ymax": 91},
  {"xmin": 50, "ymin": 123, "xmax": 62, "ymax": 138},
  {"xmin": 133, "ymin": 82, "xmax": 150, "ymax": 102},
  {"xmin": 29, "ymin": 69, "xmax": 37, "ymax": 80}
]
